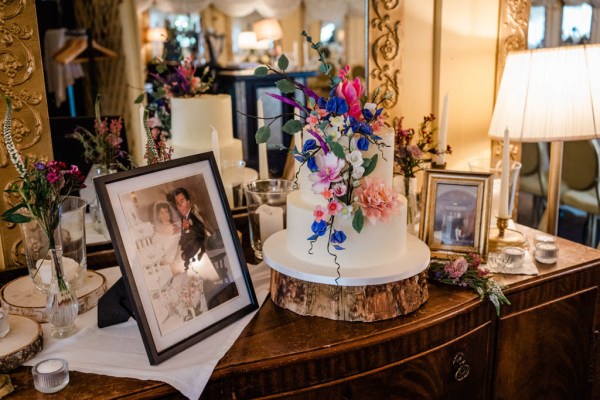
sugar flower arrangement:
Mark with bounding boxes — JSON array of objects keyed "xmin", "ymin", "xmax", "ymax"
[
  {"xmin": 69, "ymin": 95, "xmax": 128, "ymax": 171},
  {"xmin": 394, "ymin": 114, "xmax": 451, "ymax": 178},
  {"xmin": 254, "ymin": 32, "xmax": 397, "ymax": 269},
  {"xmin": 1, "ymin": 97, "xmax": 86, "ymax": 250},
  {"xmin": 428, "ymin": 253, "xmax": 510, "ymax": 315}
]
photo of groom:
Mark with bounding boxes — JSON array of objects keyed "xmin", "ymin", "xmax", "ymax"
[{"xmin": 173, "ymin": 187, "xmax": 208, "ymax": 268}]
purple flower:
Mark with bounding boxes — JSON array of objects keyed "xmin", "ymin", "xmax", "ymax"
[
  {"xmin": 34, "ymin": 162, "xmax": 46, "ymax": 170},
  {"xmin": 308, "ymin": 152, "xmax": 345, "ymax": 194}
]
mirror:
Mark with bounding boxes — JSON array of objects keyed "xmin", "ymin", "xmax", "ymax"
[
  {"xmin": 37, "ymin": 1, "xmax": 367, "ymax": 169},
  {"xmin": 528, "ymin": 1, "xmax": 597, "ymax": 49}
]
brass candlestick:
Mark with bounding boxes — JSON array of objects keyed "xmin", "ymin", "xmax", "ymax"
[{"xmin": 488, "ymin": 216, "xmax": 528, "ymax": 252}]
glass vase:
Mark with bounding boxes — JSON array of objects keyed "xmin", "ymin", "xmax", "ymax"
[
  {"xmin": 46, "ymin": 246, "xmax": 79, "ymax": 338},
  {"xmin": 89, "ymin": 165, "xmax": 116, "ymax": 236},
  {"xmin": 19, "ymin": 196, "xmax": 87, "ymax": 292},
  {"xmin": 401, "ymin": 176, "xmax": 420, "ymax": 235}
]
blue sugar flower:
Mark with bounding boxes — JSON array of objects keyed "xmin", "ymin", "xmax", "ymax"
[
  {"xmin": 325, "ymin": 97, "xmax": 349, "ymax": 115},
  {"xmin": 331, "ymin": 229, "xmax": 346, "ymax": 250},
  {"xmin": 303, "ymin": 139, "xmax": 317, "ymax": 153},
  {"xmin": 363, "ymin": 108, "xmax": 374, "ymax": 120},
  {"xmin": 317, "ymin": 97, "xmax": 327, "ymax": 109},
  {"xmin": 307, "ymin": 156, "xmax": 318, "ymax": 172},
  {"xmin": 357, "ymin": 136, "xmax": 369, "ymax": 151},
  {"xmin": 308, "ymin": 220, "xmax": 328, "ymax": 240}
]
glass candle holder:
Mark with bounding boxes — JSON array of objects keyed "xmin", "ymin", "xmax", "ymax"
[
  {"xmin": 502, "ymin": 247, "xmax": 525, "ymax": 268},
  {"xmin": 534, "ymin": 234, "xmax": 556, "ymax": 246},
  {"xmin": 32, "ymin": 358, "xmax": 69, "ymax": 393},
  {"xmin": 0, "ymin": 310, "xmax": 9, "ymax": 338},
  {"xmin": 535, "ymin": 242, "xmax": 559, "ymax": 264}
]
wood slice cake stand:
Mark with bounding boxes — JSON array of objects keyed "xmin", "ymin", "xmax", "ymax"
[
  {"xmin": 0, "ymin": 314, "xmax": 43, "ymax": 373},
  {"xmin": 0, "ymin": 270, "xmax": 107, "ymax": 323},
  {"xmin": 263, "ymin": 231, "xmax": 430, "ymax": 322}
]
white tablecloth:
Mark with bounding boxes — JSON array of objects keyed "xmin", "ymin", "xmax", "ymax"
[{"xmin": 24, "ymin": 262, "xmax": 271, "ymax": 400}]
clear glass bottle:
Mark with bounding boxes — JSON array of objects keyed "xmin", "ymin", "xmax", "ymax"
[{"xmin": 46, "ymin": 246, "xmax": 79, "ymax": 338}]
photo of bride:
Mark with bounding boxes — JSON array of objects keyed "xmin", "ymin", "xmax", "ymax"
[{"xmin": 118, "ymin": 174, "xmax": 240, "ymax": 337}]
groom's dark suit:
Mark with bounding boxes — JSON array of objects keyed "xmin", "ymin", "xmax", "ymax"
[{"xmin": 180, "ymin": 208, "xmax": 206, "ymax": 268}]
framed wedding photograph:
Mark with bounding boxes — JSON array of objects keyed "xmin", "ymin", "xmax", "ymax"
[
  {"xmin": 95, "ymin": 153, "xmax": 258, "ymax": 365},
  {"xmin": 419, "ymin": 169, "xmax": 493, "ymax": 261}
]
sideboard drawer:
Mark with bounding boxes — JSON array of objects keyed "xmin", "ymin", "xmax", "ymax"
[{"xmin": 272, "ymin": 322, "xmax": 492, "ymax": 400}]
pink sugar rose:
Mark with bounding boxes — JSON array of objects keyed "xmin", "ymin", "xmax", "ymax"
[
  {"xmin": 445, "ymin": 257, "xmax": 469, "ymax": 279},
  {"xmin": 336, "ymin": 75, "xmax": 364, "ymax": 119},
  {"xmin": 354, "ymin": 178, "xmax": 400, "ymax": 225}
]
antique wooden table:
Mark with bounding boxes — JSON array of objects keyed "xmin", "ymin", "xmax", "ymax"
[{"xmin": 5, "ymin": 225, "xmax": 600, "ymax": 399}]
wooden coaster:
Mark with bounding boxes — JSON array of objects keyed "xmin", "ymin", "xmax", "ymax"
[
  {"xmin": 0, "ymin": 315, "xmax": 43, "ymax": 373},
  {"xmin": 0, "ymin": 271, "xmax": 107, "ymax": 323}
]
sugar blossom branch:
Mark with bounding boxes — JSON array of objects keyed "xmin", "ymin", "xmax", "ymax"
[{"xmin": 253, "ymin": 34, "xmax": 398, "ymax": 272}]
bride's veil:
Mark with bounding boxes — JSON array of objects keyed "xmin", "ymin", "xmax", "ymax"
[{"xmin": 153, "ymin": 200, "xmax": 181, "ymax": 231}]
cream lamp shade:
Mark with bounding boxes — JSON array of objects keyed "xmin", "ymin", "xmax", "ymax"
[
  {"xmin": 488, "ymin": 44, "xmax": 600, "ymax": 234},
  {"xmin": 238, "ymin": 31, "xmax": 259, "ymax": 50},
  {"xmin": 253, "ymin": 18, "xmax": 283, "ymax": 42}
]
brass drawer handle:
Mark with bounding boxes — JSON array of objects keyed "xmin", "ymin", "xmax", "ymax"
[{"xmin": 453, "ymin": 352, "xmax": 470, "ymax": 382}]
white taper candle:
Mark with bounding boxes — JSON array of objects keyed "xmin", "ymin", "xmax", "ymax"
[
  {"xmin": 257, "ymin": 99, "xmax": 269, "ymax": 179},
  {"xmin": 435, "ymin": 93, "xmax": 449, "ymax": 165},
  {"xmin": 210, "ymin": 125, "xmax": 221, "ymax": 174},
  {"xmin": 498, "ymin": 128, "xmax": 511, "ymax": 218}
]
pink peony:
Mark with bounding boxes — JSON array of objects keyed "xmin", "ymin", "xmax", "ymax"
[
  {"xmin": 445, "ymin": 257, "xmax": 469, "ymax": 279},
  {"xmin": 336, "ymin": 76, "xmax": 364, "ymax": 119},
  {"xmin": 308, "ymin": 152, "xmax": 345, "ymax": 194},
  {"xmin": 407, "ymin": 144, "xmax": 423, "ymax": 159},
  {"xmin": 354, "ymin": 178, "xmax": 400, "ymax": 225}
]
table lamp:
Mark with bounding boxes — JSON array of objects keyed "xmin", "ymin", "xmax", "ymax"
[{"xmin": 488, "ymin": 44, "xmax": 600, "ymax": 237}]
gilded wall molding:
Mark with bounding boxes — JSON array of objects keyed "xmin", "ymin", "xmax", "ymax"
[
  {"xmin": 492, "ymin": 0, "xmax": 530, "ymax": 218},
  {"xmin": 0, "ymin": 0, "xmax": 51, "ymax": 269},
  {"xmin": 368, "ymin": 0, "xmax": 403, "ymax": 120}
]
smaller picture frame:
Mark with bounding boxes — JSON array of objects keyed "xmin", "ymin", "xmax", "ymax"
[
  {"xmin": 419, "ymin": 169, "xmax": 493, "ymax": 261},
  {"xmin": 95, "ymin": 153, "xmax": 258, "ymax": 365}
]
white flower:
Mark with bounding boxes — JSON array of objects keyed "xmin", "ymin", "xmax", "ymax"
[
  {"xmin": 352, "ymin": 180, "xmax": 362, "ymax": 187},
  {"xmin": 324, "ymin": 125, "xmax": 341, "ymax": 141},
  {"xmin": 340, "ymin": 204, "xmax": 354, "ymax": 219},
  {"xmin": 364, "ymin": 102, "xmax": 377, "ymax": 114},
  {"xmin": 352, "ymin": 165, "xmax": 365, "ymax": 180},
  {"xmin": 329, "ymin": 115, "xmax": 345, "ymax": 129},
  {"xmin": 346, "ymin": 150, "xmax": 363, "ymax": 167},
  {"xmin": 349, "ymin": 137, "xmax": 358, "ymax": 151}
]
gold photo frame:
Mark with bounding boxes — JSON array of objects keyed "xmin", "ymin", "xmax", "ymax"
[{"xmin": 419, "ymin": 170, "xmax": 493, "ymax": 261}]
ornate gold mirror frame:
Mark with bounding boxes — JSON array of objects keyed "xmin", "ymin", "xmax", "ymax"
[{"xmin": 0, "ymin": 1, "xmax": 51, "ymax": 269}]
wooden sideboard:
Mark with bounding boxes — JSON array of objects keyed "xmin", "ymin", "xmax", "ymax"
[{"xmin": 6, "ymin": 226, "xmax": 600, "ymax": 399}]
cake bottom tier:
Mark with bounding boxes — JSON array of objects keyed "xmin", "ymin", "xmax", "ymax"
[{"xmin": 264, "ymin": 230, "xmax": 430, "ymax": 286}]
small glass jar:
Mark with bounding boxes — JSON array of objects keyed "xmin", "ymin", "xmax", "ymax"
[
  {"xmin": 535, "ymin": 242, "xmax": 559, "ymax": 264},
  {"xmin": 32, "ymin": 358, "xmax": 69, "ymax": 393},
  {"xmin": 502, "ymin": 247, "xmax": 525, "ymax": 268},
  {"xmin": 534, "ymin": 234, "xmax": 556, "ymax": 246}
]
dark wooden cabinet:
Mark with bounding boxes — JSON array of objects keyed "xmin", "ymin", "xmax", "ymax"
[{"xmin": 7, "ymin": 226, "xmax": 600, "ymax": 399}]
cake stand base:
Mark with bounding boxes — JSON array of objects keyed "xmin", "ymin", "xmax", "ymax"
[{"xmin": 263, "ymin": 231, "xmax": 430, "ymax": 322}]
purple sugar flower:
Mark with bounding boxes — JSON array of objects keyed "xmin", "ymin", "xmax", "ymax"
[{"xmin": 308, "ymin": 152, "xmax": 345, "ymax": 194}]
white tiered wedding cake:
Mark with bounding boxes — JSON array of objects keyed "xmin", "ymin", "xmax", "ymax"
[
  {"xmin": 263, "ymin": 126, "xmax": 430, "ymax": 287},
  {"xmin": 170, "ymin": 94, "xmax": 243, "ymax": 162}
]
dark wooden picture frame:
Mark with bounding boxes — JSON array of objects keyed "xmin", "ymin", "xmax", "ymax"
[
  {"xmin": 419, "ymin": 169, "xmax": 493, "ymax": 261},
  {"xmin": 95, "ymin": 153, "xmax": 258, "ymax": 365}
]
